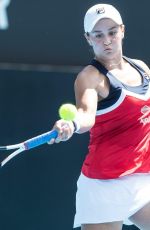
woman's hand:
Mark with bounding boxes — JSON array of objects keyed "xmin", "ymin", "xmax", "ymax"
[{"xmin": 48, "ymin": 119, "xmax": 75, "ymax": 144}]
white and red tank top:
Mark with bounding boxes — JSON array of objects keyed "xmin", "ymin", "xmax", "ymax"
[{"xmin": 82, "ymin": 56, "xmax": 150, "ymax": 179}]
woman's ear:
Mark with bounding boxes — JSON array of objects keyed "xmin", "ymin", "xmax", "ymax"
[{"xmin": 84, "ymin": 32, "xmax": 92, "ymax": 46}]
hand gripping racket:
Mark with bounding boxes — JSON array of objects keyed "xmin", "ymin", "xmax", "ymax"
[{"xmin": 0, "ymin": 129, "xmax": 58, "ymax": 167}]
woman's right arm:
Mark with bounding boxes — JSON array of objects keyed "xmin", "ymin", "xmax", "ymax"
[
  {"xmin": 74, "ymin": 67, "xmax": 99, "ymax": 133},
  {"xmin": 49, "ymin": 66, "xmax": 101, "ymax": 143}
]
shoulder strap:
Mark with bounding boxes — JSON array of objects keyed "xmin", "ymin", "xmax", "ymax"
[
  {"xmin": 123, "ymin": 56, "xmax": 147, "ymax": 75},
  {"xmin": 90, "ymin": 59, "xmax": 108, "ymax": 76},
  {"xmin": 90, "ymin": 59, "xmax": 123, "ymax": 88}
]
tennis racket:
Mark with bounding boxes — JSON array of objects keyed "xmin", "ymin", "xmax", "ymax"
[{"xmin": 0, "ymin": 129, "xmax": 58, "ymax": 167}]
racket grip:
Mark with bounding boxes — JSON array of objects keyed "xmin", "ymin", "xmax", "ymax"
[{"xmin": 24, "ymin": 130, "xmax": 58, "ymax": 150}]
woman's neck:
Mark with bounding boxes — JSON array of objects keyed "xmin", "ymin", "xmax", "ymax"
[{"xmin": 95, "ymin": 54, "xmax": 125, "ymax": 70}]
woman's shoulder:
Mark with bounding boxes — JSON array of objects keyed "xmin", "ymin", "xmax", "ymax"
[
  {"xmin": 74, "ymin": 64, "xmax": 107, "ymax": 92},
  {"xmin": 75, "ymin": 64, "xmax": 104, "ymax": 84},
  {"xmin": 131, "ymin": 58, "xmax": 150, "ymax": 75}
]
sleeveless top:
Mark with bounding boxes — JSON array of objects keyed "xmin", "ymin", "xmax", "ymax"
[{"xmin": 81, "ymin": 56, "xmax": 150, "ymax": 179}]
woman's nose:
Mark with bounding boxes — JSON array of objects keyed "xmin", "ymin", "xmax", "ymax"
[{"xmin": 103, "ymin": 37, "xmax": 112, "ymax": 46}]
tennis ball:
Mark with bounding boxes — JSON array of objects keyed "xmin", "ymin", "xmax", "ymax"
[{"xmin": 59, "ymin": 103, "xmax": 77, "ymax": 121}]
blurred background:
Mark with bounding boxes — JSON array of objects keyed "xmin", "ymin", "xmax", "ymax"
[{"xmin": 0, "ymin": 0, "xmax": 149, "ymax": 229}]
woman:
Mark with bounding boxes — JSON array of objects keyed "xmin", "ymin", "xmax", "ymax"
[{"xmin": 49, "ymin": 4, "xmax": 150, "ymax": 230}]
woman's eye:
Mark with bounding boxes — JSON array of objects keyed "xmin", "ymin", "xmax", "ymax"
[
  {"xmin": 95, "ymin": 34, "xmax": 103, "ymax": 38},
  {"xmin": 109, "ymin": 31, "xmax": 117, "ymax": 36}
]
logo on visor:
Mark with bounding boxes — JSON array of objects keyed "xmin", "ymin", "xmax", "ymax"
[{"xmin": 96, "ymin": 7, "xmax": 105, "ymax": 14}]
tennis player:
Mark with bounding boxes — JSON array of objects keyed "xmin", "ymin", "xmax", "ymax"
[{"xmin": 49, "ymin": 3, "xmax": 150, "ymax": 230}]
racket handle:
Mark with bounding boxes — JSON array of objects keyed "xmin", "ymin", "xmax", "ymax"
[{"xmin": 24, "ymin": 130, "xmax": 58, "ymax": 150}]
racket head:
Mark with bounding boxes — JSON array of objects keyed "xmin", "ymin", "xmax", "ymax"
[
  {"xmin": 0, "ymin": 129, "xmax": 58, "ymax": 167},
  {"xmin": 1, "ymin": 146, "xmax": 25, "ymax": 167},
  {"xmin": 0, "ymin": 146, "xmax": 7, "ymax": 150}
]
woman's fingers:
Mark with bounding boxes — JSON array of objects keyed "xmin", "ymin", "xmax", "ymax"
[{"xmin": 48, "ymin": 119, "xmax": 74, "ymax": 144}]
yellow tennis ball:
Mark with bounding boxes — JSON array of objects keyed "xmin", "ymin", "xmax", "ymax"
[{"xmin": 59, "ymin": 103, "xmax": 77, "ymax": 121}]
